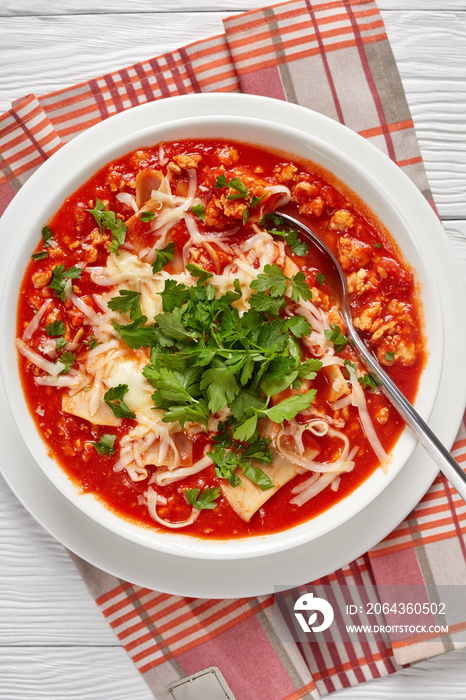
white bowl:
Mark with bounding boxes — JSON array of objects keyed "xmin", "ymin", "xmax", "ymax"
[{"xmin": 0, "ymin": 100, "xmax": 444, "ymax": 562}]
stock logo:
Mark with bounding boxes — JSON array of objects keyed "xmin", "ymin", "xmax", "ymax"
[{"xmin": 293, "ymin": 592, "xmax": 334, "ymax": 633}]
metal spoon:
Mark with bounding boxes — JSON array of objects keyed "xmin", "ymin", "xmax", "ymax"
[{"xmin": 277, "ymin": 210, "xmax": 466, "ymax": 502}]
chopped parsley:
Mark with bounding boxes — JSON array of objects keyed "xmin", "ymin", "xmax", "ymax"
[
  {"xmin": 184, "ymin": 487, "xmax": 220, "ymax": 510},
  {"xmin": 49, "ymin": 264, "xmax": 83, "ymax": 301},
  {"xmin": 32, "ymin": 250, "xmax": 48, "ymax": 262},
  {"xmin": 151, "ymin": 242, "xmax": 176, "ymax": 274},
  {"xmin": 375, "ymin": 242, "xmax": 382, "ymax": 249},
  {"xmin": 190, "ymin": 204, "xmax": 206, "ymax": 220},
  {"xmin": 86, "ymin": 198, "xmax": 127, "ymax": 255},
  {"xmin": 108, "ymin": 290, "xmax": 142, "ymax": 320},
  {"xmin": 324, "ymin": 324, "xmax": 348, "ymax": 352},
  {"xmin": 139, "ymin": 211, "xmax": 156, "ymax": 222},
  {"xmin": 93, "ymin": 433, "xmax": 116, "ymax": 456},
  {"xmin": 41, "ymin": 225, "xmax": 53, "ymax": 247},
  {"xmin": 385, "ymin": 351, "xmax": 395, "ymax": 362},
  {"xmin": 316, "ymin": 272, "xmax": 326, "ymax": 286},
  {"xmin": 46, "ymin": 320, "xmax": 66, "ymax": 337},
  {"xmin": 56, "ymin": 351, "xmax": 76, "ymax": 375},
  {"xmin": 104, "ymin": 384, "xmax": 136, "ymax": 419},
  {"xmin": 215, "ymin": 175, "xmax": 249, "ymax": 200}
]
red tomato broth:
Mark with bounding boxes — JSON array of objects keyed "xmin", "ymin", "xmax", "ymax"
[{"xmin": 16, "ymin": 138, "xmax": 426, "ymax": 539}]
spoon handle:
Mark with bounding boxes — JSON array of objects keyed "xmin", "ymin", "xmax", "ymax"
[{"xmin": 351, "ymin": 331, "xmax": 466, "ymax": 500}]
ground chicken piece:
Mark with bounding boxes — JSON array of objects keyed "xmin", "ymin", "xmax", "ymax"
[
  {"xmin": 84, "ymin": 246, "xmax": 98, "ymax": 263},
  {"xmin": 273, "ymin": 163, "xmax": 298, "ymax": 182},
  {"xmin": 310, "ymin": 286, "xmax": 330, "ymax": 309},
  {"xmin": 393, "ymin": 338, "xmax": 416, "ymax": 365},
  {"xmin": 189, "ymin": 247, "xmax": 213, "ymax": 270},
  {"xmin": 90, "ymin": 227, "xmax": 108, "ymax": 245},
  {"xmin": 338, "ymin": 236, "xmax": 372, "ymax": 271},
  {"xmin": 376, "ymin": 407, "xmax": 389, "ymax": 425},
  {"xmin": 347, "ymin": 268, "xmax": 371, "ymax": 295},
  {"xmin": 371, "ymin": 319, "xmax": 398, "ymax": 343},
  {"xmin": 32, "ymin": 269, "xmax": 52, "ymax": 288},
  {"xmin": 354, "ymin": 301, "xmax": 383, "ymax": 331},
  {"xmin": 291, "ymin": 180, "xmax": 319, "ymax": 202},
  {"xmin": 173, "ymin": 153, "xmax": 202, "ymax": 169},
  {"xmin": 216, "ymin": 147, "xmax": 240, "ymax": 166},
  {"xmin": 320, "ymin": 185, "xmax": 338, "ymax": 208},
  {"xmin": 167, "ymin": 161, "xmax": 182, "ymax": 174},
  {"xmin": 221, "ymin": 194, "xmax": 248, "ymax": 220},
  {"xmin": 329, "ymin": 209, "xmax": 354, "ymax": 231},
  {"xmin": 204, "ymin": 197, "xmax": 229, "ymax": 228},
  {"xmin": 299, "ymin": 197, "xmax": 324, "ymax": 218}
]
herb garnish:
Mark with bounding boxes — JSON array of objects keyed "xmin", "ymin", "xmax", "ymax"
[
  {"xmin": 184, "ymin": 487, "xmax": 220, "ymax": 510},
  {"xmin": 93, "ymin": 433, "xmax": 116, "ymax": 456},
  {"xmin": 104, "ymin": 384, "xmax": 136, "ymax": 419},
  {"xmin": 86, "ymin": 198, "xmax": 127, "ymax": 255},
  {"xmin": 49, "ymin": 264, "xmax": 83, "ymax": 301},
  {"xmin": 324, "ymin": 324, "xmax": 348, "ymax": 352}
]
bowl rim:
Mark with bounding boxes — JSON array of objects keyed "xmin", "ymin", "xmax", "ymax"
[{"xmin": 0, "ymin": 100, "xmax": 446, "ymax": 561}]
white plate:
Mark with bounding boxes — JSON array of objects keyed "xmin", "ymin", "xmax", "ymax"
[{"xmin": 0, "ymin": 93, "xmax": 465, "ymax": 597}]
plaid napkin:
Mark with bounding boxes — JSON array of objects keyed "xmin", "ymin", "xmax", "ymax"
[{"xmin": 1, "ymin": 1, "xmax": 465, "ymax": 698}]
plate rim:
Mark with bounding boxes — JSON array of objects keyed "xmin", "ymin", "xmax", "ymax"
[{"xmin": 0, "ymin": 93, "xmax": 465, "ymax": 597}]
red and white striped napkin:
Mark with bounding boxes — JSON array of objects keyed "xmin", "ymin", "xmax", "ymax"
[{"xmin": 1, "ymin": 1, "xmax": 465, "ymax": 698}]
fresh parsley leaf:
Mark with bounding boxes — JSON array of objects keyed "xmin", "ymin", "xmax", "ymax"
[
  {"xmin": 154, "ymin": 307, "xmax": 198, "ymax": 342},
  {"xmin": 108, "ymin": 290, "xmax": 142, "ymax": 320},
  {"xmin": 46, "ymin": 320, "xmax": 66, "ymax": 337},
  {"xmin": 184, "ymin": 487, "xmax": 220, "ymax": 510},
  {"xmin": 208, "ymin": 448, "xmax": 243, "ymax": 487},
  {"xmin": 324, "ymin": 324, "xmax": 348, "ymax": 352},
  {"xmin": 151, "ymin": 242, "xmax": 176, "ymax": 274},
  {"xmin": 200, "ymin": 365, "xmax": 240, "ymax": 414},
  {"xmin": 112, "ymin": 316, "xmax": 159, "ymax": 349},
  {"xmin": 86, "ymin": 199, "xmax": 127, "ymax": 255},
  {"xmin": 284, "ymin": 315, "xmax": 312, "ymax": 338},
  {"xmin": 139, "ymin": 211, "xmax": 156, "ymax": 222},
  {"xmin": 214, "ymin": 175, "xmax": 249, "ymax": 200},
  {"xmin": 41, "ymin": 225, "xmax": 53, "ymax": 247},
  {"xmin": 375, "ymin": 242, "xmax": 382, "ymax": 249},
  {"xmin": 298, "ymin": 358, "xmax": 323, "ymax": 380},
  {"xmin": 241, "ymin": 463, "xmax": 274, "ymax": 491},
  {"xmin": 385, "ymin": 351, "xmax": 395, "ymax": 362},
  {"xmin": 32, "ymin": 250, "xmax": 48, "ymax": 261},
  {"xmin": 190, "ymin": 204, "xmax": 206, "ymax": 220},
  {"xmin": 93, "ymin": 433, "xmax": 116, "ymax": 456},
  {"xmin": 290, "ymin": 271, "xmax": 312, "ymax": 303},
  {"xmin": 316, "ymin": 272, "xmax": 325, "ymax": 286},
  {"xmin": 284, "ymin": 229, "xmax": 309, "ymax": 256},
  {"xmin": 214, "ymin": 174, "xmax": 228, "ymax": 188},
  {"xmin": 83, "ymin": 334, "xmax": 98, "ymax": 350},
  {"xmin": 49, "ymin": 265, "xmax": 83, "ymax": 301},
  {"xmin": 250, "ymin": 264, "xmax": 289, "ymax": 297},
  {"xmin": 232, "ymin": 414, "xmax": 258, "ymax": 443},
  {"xmin": 359, "ymin": 372, "xmax": 380, "ymax": 390},
  {"xmin": 162, "ymin": 401, "xmax": 209, "ymax": 428},
  {"xmin": 261, "ymin": 390, "xmax": 316, "ymax": 423},
  {"xmin": 248, "ymin": 292, "xmax": 286, "ymax": 317},
  {"xmin": 56, "ymin": 351, "xmax": 76, "ymax": 375},
  {"xmin": 186, "ymin": 263, "xmax": 213, "ymax": 285},
  {"xmin": 56, "ymin": 337, "xmax": 67, "ymax": 351},
  {"xmin": 104, "ymin": 384, "xmax": 136, "ymax": 419},
  {"xmin": 158, "ymin": 279, "xmax": 190, "ymax": 312},
  {"xmin": 225, "ymin": 177, "xmax": 249, "ymax": 200}
]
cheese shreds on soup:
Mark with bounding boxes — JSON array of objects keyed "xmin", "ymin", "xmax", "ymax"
[{"xmin": 16, "ymin": 139, "xmax": 425, "ymax": 537}]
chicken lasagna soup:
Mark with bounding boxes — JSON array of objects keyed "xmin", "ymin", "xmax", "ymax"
[{"xmin": 16, "ymin": 139, "xmax": 425, "ymax": 538}]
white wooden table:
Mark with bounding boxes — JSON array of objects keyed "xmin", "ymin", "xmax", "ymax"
[{"xmin": 1, "ymin": 1, "xmax": 465, "ymax": 698}]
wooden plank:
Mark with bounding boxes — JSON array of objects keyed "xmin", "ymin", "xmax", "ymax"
[
  {"xmin": 0, "ymin": 12, "xmax": 464, "ymax": 219},
  {"xmin": 1, "ymin": 0, "xmax": 465, "ymax": 15},
  {"xmin": 0, "ymin": 482, "xmax": 117, "ymax": 646},
  {"xmin": 0, "ymin": 648, "xmax": 153, "ymax": 700}
]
